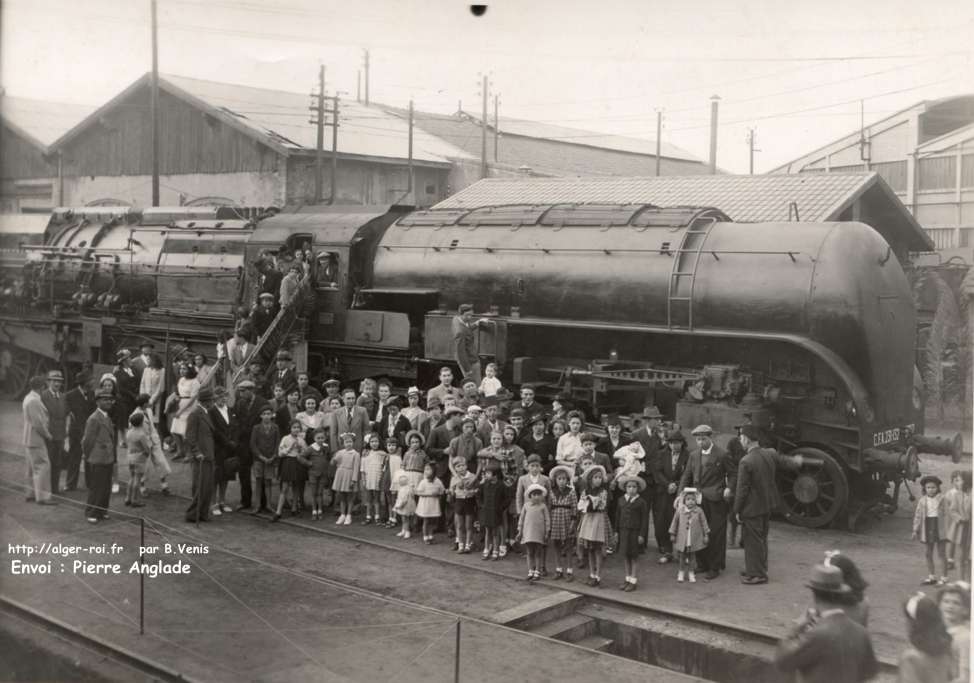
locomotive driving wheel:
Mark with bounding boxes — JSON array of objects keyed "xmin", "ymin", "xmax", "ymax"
[
  {"xmin": 776, "ymin": 447, "xmax": 849, "ymax": 528},
  {"xmin": 0, "ymin": 345, "xmax": 33, "ymax": 401}
]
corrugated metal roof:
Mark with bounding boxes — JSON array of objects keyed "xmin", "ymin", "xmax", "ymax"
[
  {"xmin": 0, "ymin": 96, "xmax": 97, "ymax": 149},
  {"xmin": 252, "ymin": 209, "xmax": 390, "ymax": 246},
  {"xmin": 161, "ymin": 75, "xmax": 472, "ymax": 165},
  {"xmin": 460, "ymin": 110, "xmax": 702, "ymax": 162},
  {"xmin": 433, "ymin": 173, "xmax": 933, "ymax": 252},
  {"xmin": 435, "ymin": 173, "xmax": 868, "ymax": 221}
]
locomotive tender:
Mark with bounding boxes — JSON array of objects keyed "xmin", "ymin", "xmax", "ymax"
[{"xmin": 0, "ymin": 201, "xmax": 930, "ymax": 528}]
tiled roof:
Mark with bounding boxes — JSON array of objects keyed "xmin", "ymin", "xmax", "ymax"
[
  {"xmin": 434, "ymin": 172, "xmax": 933, "ymax": 252},
  {"xmin": 378, "ymin": 106, "xmax": 710, "ymax": 177},
  {"xmin": 435, "ymin": 173, "xmax": 868, "ymax": 221},
  {"xmin": 162, "ymin": 75, "xmax": 472, "ymax": 165},
  {"xmin": 0, "ymin": 96, "xmax": 96, "ymax": 149}
]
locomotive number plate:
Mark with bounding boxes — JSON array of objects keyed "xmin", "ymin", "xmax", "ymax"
[{"xmin": 872, "ymin": 423, "xmax": 916, "ymax": 447}]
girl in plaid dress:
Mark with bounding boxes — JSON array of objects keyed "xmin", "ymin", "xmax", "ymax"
[
  {"xmin": 359, "ymin": 432, "xmax": 387, "ymax": 525},
  {"xmin": 548, "ymin": 465, "xmax": 578, "ymax": 581}
]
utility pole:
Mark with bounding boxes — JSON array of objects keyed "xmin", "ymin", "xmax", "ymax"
[
  {"xmin": 746, "ymin": 128, "xmax": 760, "ymax": 175},
  {"xmin": 480, "ymin": 75, "xmax": 489, "ymax": 179},
  {"xmin": 330, "ymin": 94, "xmax": 339, "ymax": 204},
  {"xmin": 362, "ymin": 49, "xmax": 370, "ymax": 106},
  {"xmin": 311, "ymin": 65, "xmax": 325, "ymax": 203},
  {"xmin": 708, "ymin": 95, "xmax": 720, "ymax": 175},
  {"xmin": 356, "ymin": 70, "xmax": 361, "ymax": 103},
  {"xmin": 407, "ymin": 99, "xmax": 414, "ymax": 202},
  {"xmin": 150, "ymin": 0, "xmax": 159, "ymax": 206},
  {"xmin": 493, "ymin": 94, "xmax": 499, "ymax": 162},
  {"xmin": 655, "ymin": 110, "xmax": 662, "ymax": 177}
]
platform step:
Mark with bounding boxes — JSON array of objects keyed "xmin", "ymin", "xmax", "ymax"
[
  {"xmin": 492, "ymin": 591, "xmax": 584, "ymax": 630},
  {"xmin": 530, "ymin": 613, "xmax": 596, "ymax": 642},
  {"xmin": 574, "ymin": 634, "xmax": 614, "ymax": 652}
]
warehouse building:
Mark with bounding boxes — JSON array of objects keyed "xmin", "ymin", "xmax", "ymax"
[
  {"xmin": 771, "ymin": 95, "xmax": 974, "ymax": 262},
  {"xmin": 37, "ymin": 74, "xmax": 471, "ymax": 210}
]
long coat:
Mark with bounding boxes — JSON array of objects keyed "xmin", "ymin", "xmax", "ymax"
[
  {"xmin": 82, "ymin": 409, "xmax": 115, "ymax": 465},
  {"xmin": 208, "ymin": 405, "xmax": 238, "ymax": 482},
  {"xmin": 775, "ymin": 612, "xmax": 879, "ymax": 683},
  {"xmin": 669, "ymin": 505, "xmax": 710, "ymax": 553},
  {"xmin": 184, "ymin": 406, "xmax": 215, "ymax": 461},
  {"xmin": 734, "ymin": 444, "xmax": 777, "ymax": 518},
  {"xmin": 65, "ymin": 386, "xmax": 96, "ymax": 443}
]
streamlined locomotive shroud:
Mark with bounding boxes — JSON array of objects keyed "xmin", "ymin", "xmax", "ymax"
[{"xmin": 0, "ymin": 202, "xmax": 926, "ymax": 528}]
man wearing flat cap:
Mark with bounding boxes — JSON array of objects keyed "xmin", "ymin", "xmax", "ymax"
[
  {"xmin": 428, "ymin": 404, "xmax": 464, "ymax": 530},
  {"xmin": 82, "ymin": 389, "xmax": 117, "ymax": 522},
  {"xmin": 41, "ymin": 369, "xmax": 68, "ymax": 495},
  {"xmin": 232, "ymin": 379, "xmax": 267, "ymax": 511},
  {"xmin": 774, "ymin": 564, "xmax": 879, "ymax": 682},
  {"xmin": 184, "ymin": 386, "xmax": 217, "ymax": 522},
  {"xmin": 734, "ymin": 424, "xmax": 778, "ymax": 584},
  {"xmin": 452, "ymin": 304, "xmax": 489, "ymax": 388},
  {"xmin": 680, "ymin": 424, "xmax": 737, "ymax": 580}
]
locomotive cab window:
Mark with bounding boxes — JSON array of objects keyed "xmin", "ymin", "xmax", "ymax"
[{"xmin": 316, "ymin": 251, "xmax": 340, "ymax": 289}]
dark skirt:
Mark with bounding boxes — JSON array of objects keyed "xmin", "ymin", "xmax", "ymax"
[
  {"xmin": 278, "ymin": 457, "xmax": 300, "ymax": 483},
  {"xmin": 453, "ymin": 497, "xmax": 476, "ymax": 517},
  {"xmin": 618, "ymin": 527, "xmax": 642, "ymax": 559},
  {"xmin": 924, "ymin": 516, "xmax": 941, "ymax": 543},
  {"xmin": 479, "ymin": 504, "xmax": 504, "ymax": 529}
]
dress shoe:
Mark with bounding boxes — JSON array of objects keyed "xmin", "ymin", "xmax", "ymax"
[
  {"xmin": 704, "ymin": 570, "xmax": 720, "ymax": 581},
  {"xmin": 741, "ymin": 575, "xmax": 767, "ymax": 585}
]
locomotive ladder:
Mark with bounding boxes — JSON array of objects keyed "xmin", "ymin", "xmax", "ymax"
[
  {"xmin": 666, "ymin": 216, "xmax": 718, "ymax": 330},
  {"xmin": 229, "ymin": 275, "xmax": 313, "ymax": 388}
]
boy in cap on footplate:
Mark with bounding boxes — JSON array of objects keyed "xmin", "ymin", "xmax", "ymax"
[{"xmin": 680, "ymin": 424, "xmax": 737, "ymax": 580}]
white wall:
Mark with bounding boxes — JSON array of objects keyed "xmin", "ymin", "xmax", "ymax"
[{"xmin": 61, "ymin": 170, "xmax": 285, "ymax": 208}]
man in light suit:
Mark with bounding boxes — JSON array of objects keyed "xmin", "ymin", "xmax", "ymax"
[
  {"xmin": 329, "ymin": 388, "xmax": 369, "ymax": 453},
  {"xmin": 82, "ymin": 391, "xmax": 117, "ymax": 521},
  {"xmin": 185, "ymin": 386, "xmax": 217, "ymax": 523},
  {"xmin": 23, "ymin": 375, "xmax": 56, "ymax": 505}
]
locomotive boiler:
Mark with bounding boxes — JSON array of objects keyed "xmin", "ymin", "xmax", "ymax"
[{"xmin": 0, "ymin": 200, "xmax": 946, "ymax": 529}]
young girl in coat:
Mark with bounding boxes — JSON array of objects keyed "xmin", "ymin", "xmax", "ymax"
[
  {"xmin": 577, "ymin": 465, "xmax": 609, "ymax": 587},
  {"xmin": 383, "ymin": 435, "xmax": 403, "ymax": 528},
  {"xmin": 304, "ymin": 429, "xmax": 332, "ymax": 520},
  {"xmin": 615, "ymin": 475, "xmax": 649, "ymax": 591},
  {"xmin": 331, "ymin": 432, "xmax": 361, "ymax": 525},
  {"xmin": 669, "ymin": 488, "xmax": 710, "ymax": 583},
  {"xmin": 913, "ymin": 475, "xmax": 949, "ymax": 585},
  {"xmin": 274, "ymin": 420, "xmax": 306, "ymax": 521},
  {"xmin": 359, "ymin": 433, "xmax": 387, "ymax": 525},
  {"xmin": 449, "ymin": 457, "xmax": 477, "ymax": 553},
  {"xmin": 250, "ymin": 406, "xmax": 280, "ymax": 514},
  {"xmin": 517, "ymin": 484, "xmax": 551, "ymax": 581},
  {"xmin": 547, "ymin": 466, "xmax": 578, "ymax": 581},
  {"xmin": 393, "ymin": 471, "xmax": 416, "ymax": 539},
  {"xmin": 943, "ymin": 470, "xmax": 972, "ymax": 579},
  {"xmin": 415, "ymin": 462, "xmax": 445, "ymax": 544},
  {"xmin": 477, "ymin": 463, "xmax": 509, "ymax": 560}
]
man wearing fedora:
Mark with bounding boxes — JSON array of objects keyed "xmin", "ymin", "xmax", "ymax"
[
  {"xmin": 231, "ymin": 379, "xmax": 267, "ymax": 512},
  {"xmin": 452, "ymin": 304, "xmax": 489, "ymax": 388},
  {"xmin": 41, "ymin": 368, "xmax": 68, "ymax": 496},
  {"xmin": 680, "ymin": 424, "xmax": 737, "ymax": 580},
  {"xmin": 184, "ymin": 386, "xmax": 217, "ymax": 523},
  {"xmin": 64, "ymin": 371, "xmax": 96, "ymax": 491},
  {"xmin": 734, "ymin": 424, "xmax": 778, "ymax": 584},
  {"xmin": 273, "ymin": 349, "xmax": 298, "ymax": 396},
  {"xmin": 774, "ymin": 564, "xmax": 879, "ymax": 682}
]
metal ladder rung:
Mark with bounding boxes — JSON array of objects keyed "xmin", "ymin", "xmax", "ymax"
[
  {"xmin": 671, "ymin": 271, "xmax": 694, "ymax": 276},
  {"xmin": 669, "ymin": 296, "xmax": 691, "ymax": 301}
]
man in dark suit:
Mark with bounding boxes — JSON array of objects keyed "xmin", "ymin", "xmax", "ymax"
[
  {"xmin": 649, "ymin": 429, "xmax": 689, "ymax": 563},
  {"xmin": 517, "ymin": 384, "xmax": 547, "ymax": 423},
  {"xmin": 734, "ymin": 424, "xmax": 778, "ymax": 584},
  {"xmin": 41, "ymin": 369, "xmax": 68, "ymax": 495},
  {"xmin": 130, "ymin": 341, "xmax": 155, "ymax": 383},
  {"xmin": 208, "ymin": 386, "xmax": 238, "ymax": 515},
  {"xmin": 82, "ymin": 391, "xmax": 116, "ymax": 522},
  {"xmin": 272, "ymin": 350, "xmax": 298, "ymax": 396},
  {"xmin": 64, "ymin": 371, "xmax": 95, "ymax": 491},
  {"xmin": 257, "ymin": 258, "xmax": 283, "ymax": 299},
  {"xmin": 420, "ymin": 398, "xmax": 445, "ymax": 443},
  {"xmin": 631, "ymin": 405, "xmax": 664, "ymax": 507},
  {"xmin": 232, "ymin": 379, "xmax": 267, "ymax": 511},
  {"xmin": 184, "ymin": 386, "xmax": 217, "ymax": 523},
  {"xmin": 774, "ymin": 564, "xmax": 879, "ymax": 682},
  {"xmin": 680, "ymin": 424, "xmax": 737, "ymax": 580},
  {"xmin": 477, "ymin": 397, "xmax": 507, "ymax": 444},
  {"xmin": 375, "ymin": 396, "xmax": 412, "ymax": 448},
  {"xmin": 113, "ymin": 349, "xmax": 139, "ymax": 440},
  {"xmin": 329, "ymin": 389, "xmax": 370, "ymax": 453}
]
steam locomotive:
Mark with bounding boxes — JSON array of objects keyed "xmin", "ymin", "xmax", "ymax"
[{"xmin": 0, "ymin": 201, "xmax": 949, "ymax": 528}]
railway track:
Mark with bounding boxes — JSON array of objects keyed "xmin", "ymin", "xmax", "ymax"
[{"xmin": 0, "ymin": 596, "xmax": 198, "ymax": 683}]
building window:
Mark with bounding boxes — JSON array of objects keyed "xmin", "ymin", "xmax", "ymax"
[
  {"xmin": 918, "ymin": 156, "xmax": 957, "ymax": 191},
  {"xmin": 962, "ymin": 154, "xmax": 974, "ymax": 189}
]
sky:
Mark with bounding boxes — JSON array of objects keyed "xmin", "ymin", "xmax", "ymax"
[{"xmin": 1, "ymin": 0, "xmax": 972, "ymax": 173}]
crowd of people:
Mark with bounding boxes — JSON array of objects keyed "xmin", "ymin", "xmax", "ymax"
[{"xmin": 17, "ymin": 292, "xmax": 972, "ymax": 682}]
